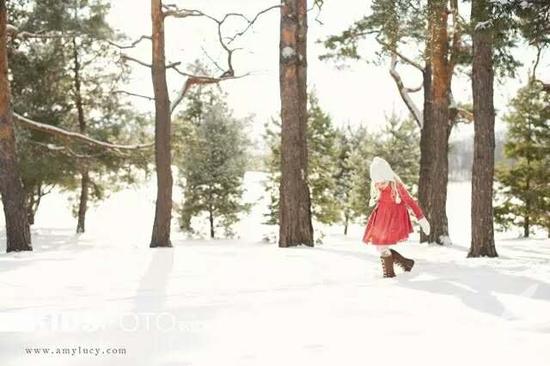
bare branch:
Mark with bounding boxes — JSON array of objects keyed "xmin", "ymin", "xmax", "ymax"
[
  {"xmin": 114, "ymin": 90, "xmax": 155, "ymax": 101},
  {"xmin": 200, "ymin": 46, "xmax": 225, "ymax": 73},
  {"xmin": 225, "ymin": 5, "xmax": 281, "ymax": 44},
  {"xmin": 170, "ymin": 73, "xmax": 249, "ymax": 114},
  {"xmin": 531, "ymin": 44, "xmax": 543, "ymax": 82},
  {"xmin": 14, "ymin": 113, "xmax": 154, "ymax": 151},
  {"xmin": 104, "ymin": 35, "xmax": 151, "ymax": 49},
  {"xmin": 377, "ymin": 38, "xmax": 424, "ymax": 71},
  {"xmin": 166, "ymin": 61, "xmax": 182, "ymax": 69},
  {"xmin": 162, "ymin": 5, "xmax": 278, "ymax": 114},
  {"xmin": 121, "ymin": 54, "xmax": 152, "ymax": 68},
  {"xmin": 389, "ymin": 55, "xmax": 423, "ymax": 128}
]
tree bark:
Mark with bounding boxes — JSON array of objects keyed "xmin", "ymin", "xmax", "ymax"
[
  {"xmin": 468, "ymin": 0, "xmax": 498, "ymax": 257},
  {"xmin": 150, "ymin": 0, "xmax": 173, "ymax": 248},
  {"xmin": 25, "ymin": 184, "xmax": 45, "ymax": 225},
  {"xmin": 418, "ymin": 0, "xmax": 451, "ymax": 244},
  {"xmin": 278, "ymin": 0, "xmax": 313, "ymax": 247},
  {"xmin": 72, "ymin": 36, "xmax": 89, "ymax": 234},
  {"xmin": 0, "ymin": 0, "xmax": 32, "ymax": 252},
  {"xmin": 76, "ymin": 171, "xmax": 90, "ymax": 233},
  {"xmin": 209, "ymin": 209, "xmax": 214, "ymax": 239}
]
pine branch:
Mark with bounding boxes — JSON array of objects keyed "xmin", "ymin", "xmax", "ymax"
[{"xmin": 14, "ymin": 113, "xmax": 154, "ymax": 151}]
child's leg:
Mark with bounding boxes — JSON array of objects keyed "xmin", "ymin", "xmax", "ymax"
[
  {"xmin": 375, "ymin": 244, "xmax": 391, "ymax": 257},
  {"xmin": 375, "ymin": 245, "xmax": 395, "ymax": 278}
]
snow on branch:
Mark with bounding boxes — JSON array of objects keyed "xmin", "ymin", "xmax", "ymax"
[
  {"xmin": 389, "ymin": 55, "xmax": 423, "ymax": 129},
  {"xmin": 14, "ymin": 113, "xmax": 154, "ymax": 152},
  {"xmin": 6, "ymin": 24, "xmax": 75, "ymax": 40},
  {"xmin": 29, "ymin": 140, "xmax": 103, "ymax": 159}
]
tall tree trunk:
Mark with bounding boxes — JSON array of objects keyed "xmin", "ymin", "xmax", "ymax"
[
  {"xmin": 26, "ymin": 188, "xmax": 36, "ymax": 225},
  {"xmin": 418, "ymin": 0, "xmax": 451, "ymax": 244},
  {"xmin": 278, "ymin": 0, "xmax": 313, "ymax": 247},
  {"xmin": 344, "ymin": 215, "xmax": 349, "ymax": 236},
  {"xmin": 25, "ymin": 184, "xmax": 44, "ymax": 225},
  {"xmin": 523, "ymin": 210, "xmax": 530, "ymax": 238},
  {"xmin": 0, "ymin": 0, "xmax": 32, "ymax": 252},
  {"xmin": 72, "ymin": 37, "xmax": 89, "ymax": 234},
  {"xmin": 150, "ymin": 0, "xmax": 173, "ymax": 247},
  {"xmin": 524, "ymin": 172, "xmax": 530, "ymax": 238},
  {"xmin": 209, "ymin": 209, "xmax": 214, "ymax": 239},
  {"xmin": 76, "ymin": 171, "xmax": 89, "ymax": 233},
  {"xmin": 468, "ymin": 0, "xmax": 497, "ymax": 257}
]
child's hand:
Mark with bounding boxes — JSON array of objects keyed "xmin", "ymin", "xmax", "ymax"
[{"xmin": 419, "ymin": 217, "xmax": 431, "ymax": 236}]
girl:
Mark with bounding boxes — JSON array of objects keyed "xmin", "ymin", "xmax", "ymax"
[{"xmin": 362, "ymin": 157, "xmax": 430, "ymax": 278}]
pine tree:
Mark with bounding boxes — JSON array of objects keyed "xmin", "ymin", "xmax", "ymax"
[
  {"xmin": 9, "ymin": 0, "xmax": 149, "ymax": 230},
  {"xmin": 495, "ymin": 82, "xmax": 550, "ymax": 237},
  {"xmin": 334, "ymin": 127, "xmax": 354, "ymax": 235},
  {"xmin": 0, "ymin": 0, "xmax": 31, "ymax": 252},
  {"xmin": 175, "ymin": 83, "xmax": 250, "ymax": 239},
  {"xmin": 469, "ymin": 0, "xmax": 498, "ymax": 258},
  {"xmin": 8, "ymin": 2, "xmax": 76, "ymax": 225},
  {"xmin": 263, "ymin": 118, "xmax": 281, "ymax": 225},
  {"xmin": 348, "ymin": 126, "xmax": 376, "ymax": 221},
  {"xmin": 278, "ymin": 0, "xmax": 313, "ymax": 247},
  {"xmin": 307, "ymin": 93, "xmax": 340, "ymax": 225},
  {"xmin": 376, "ymin": 115, "xmax": 420, "ymax": 189}
]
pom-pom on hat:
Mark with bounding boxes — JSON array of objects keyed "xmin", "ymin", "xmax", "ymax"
[{"xmin": 370, "ymin": 157, "xmax": 397, "ymax": 183}]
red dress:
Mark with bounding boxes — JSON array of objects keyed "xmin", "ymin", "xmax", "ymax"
[{"xmin": 362, "ymin": 183, "xmax": 424, "ymax": 245}]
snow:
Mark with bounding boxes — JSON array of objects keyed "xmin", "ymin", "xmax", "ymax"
[
  {"xmin": 1, "ymin": 173, "xmax": 549, "ymax": 366},
  {"xmin": 281, "ymin": 46, "xmax": 296, "ymax": 59}
]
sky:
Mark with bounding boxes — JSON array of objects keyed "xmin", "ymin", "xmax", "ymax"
[{"xmin": 107, "ymin": 0, "xmax": 549, "ymax": 146}]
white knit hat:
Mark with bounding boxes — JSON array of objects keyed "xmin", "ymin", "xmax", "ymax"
[
  {"xmin": 369, "ymin": 157, "xmax": 401, "ymax": 205},
  {"xmin": 370, "ymin": 157, "xmax": 396, "ymax": 183}
]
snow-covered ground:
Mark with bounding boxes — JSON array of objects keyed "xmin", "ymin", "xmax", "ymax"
[{"xmin": 1, "ymin": 172, "xmax": 549, "ymax": 366}]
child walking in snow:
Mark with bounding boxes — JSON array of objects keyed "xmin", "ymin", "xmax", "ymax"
[{"xmin": 363, "ymin": 157, "xmax": 431, "ymax": 278}]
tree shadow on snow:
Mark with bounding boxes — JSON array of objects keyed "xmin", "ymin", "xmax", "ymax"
[
  {"xmin": 396, "ymin": 261, "xmax": 550, "ymax": 320},
  {"xmin": 133, "ymin": 248, "xmax": 175, "ymax": 313}
]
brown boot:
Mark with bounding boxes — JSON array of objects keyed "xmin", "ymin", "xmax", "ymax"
[
  {"xmin": 380, "ymin": 255, "xmax": 396, "ymax": 278},
  {"xmin": 390, "ymin": 249, "xmax": 414, "ymax": 272}
]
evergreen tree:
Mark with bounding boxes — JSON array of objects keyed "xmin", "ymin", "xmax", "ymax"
[
  {"xmin": 375, "ymin": 115, "xmax": 420, "ymax": 189},
  {"xmin": 348, "ymin": 126, "xmax": 376, "ymax": 222},
  {"xmin": 495, "ymin": 82, "xmax": 550, "ymax": 237},
  {"xmin": 175, "ymin": 83, "xmax": 250, "ymax": 239},
  {"xmin": 9, "ymin": 0, "xmax": 149, "ymax": 230},
  {"xmin": 334, "ymin": 127, "xmax": 354, "ymax": 235},
  {"xmin": 263, "ymin": 118, "xmax": 281, "ymax": 225},
  {"xmin": 307, "ymin": 93, "xmax": 340, "ymax": 225}
]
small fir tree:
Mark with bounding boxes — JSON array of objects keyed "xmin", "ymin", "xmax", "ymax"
[
  {"xmin": 175, "ymin": 82, "xmax": 250, "ymax": 238},
  {"xmin": 495, "ymin": 82, "xmax": 550, "ymax": 237}
]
